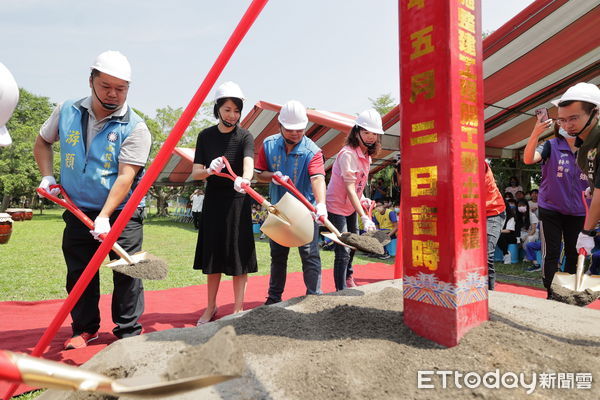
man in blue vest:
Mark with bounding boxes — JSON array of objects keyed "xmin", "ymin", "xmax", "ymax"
[
  {"xmin": 33, "ymin": 50, "xmax": 151, "ymax": 349},
  {"xmin": 255, "ymin": 100, "xmax": 327, "ymax": 304}
]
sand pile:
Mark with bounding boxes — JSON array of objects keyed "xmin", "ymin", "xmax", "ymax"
[{"xmin": 38, "ymin": 281, "xmax": 600, "ymax": 399}]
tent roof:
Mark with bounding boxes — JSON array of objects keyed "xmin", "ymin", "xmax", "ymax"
[{"xmin": 156, "ymin": 0, "xmax": 600, "ymax": 184}]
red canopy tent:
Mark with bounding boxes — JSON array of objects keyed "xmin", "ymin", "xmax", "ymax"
[{"xmin": 157, "ymin": 0, "xmax": 599, "ymax": 184}]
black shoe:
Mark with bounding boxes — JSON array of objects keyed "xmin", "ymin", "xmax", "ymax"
[
  {"xmin": 378, "ymin": 253, "xmax": 391, "ymax": 260},
  {"xmin": 264, "ymin": 297, "xmax": 280, "ymax": 305},
  {"xmin": 526, "ymin": 264, "xmax": 541, "ymax": 272}
]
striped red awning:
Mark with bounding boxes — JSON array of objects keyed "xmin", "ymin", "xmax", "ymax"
[{"xmin": 156, "ymin": 0, "xmax": 599, "ymax": 184}]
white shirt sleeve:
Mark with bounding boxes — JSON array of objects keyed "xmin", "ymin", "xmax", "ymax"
[
  {"xmin": 39, "ymin": 103, "xmax": 63, "ymax": 143},
  {"xmin": 506, "ymin": 217, "xmax": 515, "ymax": 231},
  {"xmin": 529, "ymin": 212, "xmax": 539, "ymax": 225},
  {"xmin": 118, "ymin": 121, "xmax": 152, "ymax": 167}
]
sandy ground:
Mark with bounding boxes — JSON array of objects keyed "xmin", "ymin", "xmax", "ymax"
[{"xmin": 37, "ymin": 280, "xmax": 600, "ymax": 400}]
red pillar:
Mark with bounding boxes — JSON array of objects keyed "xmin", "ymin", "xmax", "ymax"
[{"xmin": 399, "ymin": 0, "xmax": 488, "ymax": 347}]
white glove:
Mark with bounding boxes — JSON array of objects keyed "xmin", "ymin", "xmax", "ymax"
[
  {"xmin": 38, "ymin": 175, "xmax": 60, "ymax": 197},
  {"xmin": 313, "ymin": 203, "xmax": 327, "ymax": 224},
  {"xmin": 272, "ymin": 171, "xmax": 290, "ymax": 185},
  {"xmin": 207, "ymin": 157, "xmax": 224, "ymax": 175},
  {"xmin": 360, "ymin": 197, "xmax": 373, "ymax": 211},
  {"xmin": 90, "ymin": 216, "xmax": 111, "ymax": 241},
  {"xmin": 361, "ymin": 215, "xmax": 377, "ymax": 232},
  {"xmin": 234, "ymin": 176, "xmax": 250, "ymax": 194},
  {"xmin": 585, "ymin": 187, "xmax": 593, "ymax": 199},
  {"xmin": 576, "ymin": 232, "xmax": 595, "ymax": 255}
]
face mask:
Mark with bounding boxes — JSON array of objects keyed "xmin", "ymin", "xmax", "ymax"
[
  {"xmin": 559, "ymin": 127, "xmax": 571, "ymax": 138},
  {"xmin": 518, "ymin": 206, "xmax": 527, "ymax": 213}
]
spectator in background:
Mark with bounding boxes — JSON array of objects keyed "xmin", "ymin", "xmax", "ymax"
[
  {"xmin": 484, "ymin": 160, "xmax": 506, "ymax": 290},
  {"xmin": 504, "ymin": 192, "xmax": 514, "ymax": 202},
  {"xmin": 497, "ymin": 199, "xmax": 518, "ymax": 264},
  {"xmin": 515, "ymin": 190, "xmax": 525, "ymax": 202},
  {"xmin": 528, "ymin": 189, "xmax": 539, "ymax": 217},
  {"xmin": 523, "ymin": 103, "xmax": 588, "ymax": 298},
  {"xmin": 372, "ymin": 201, "xmax": 398, "ymax": 260},
  {"xmin": 515, "ymin": 199, "xmax": 538, "ymax": 245},
  {"xmin": 504, "ymin": 176, "xmax": 523, "ymax": 198},
  {"xmin": 190, "ymin": 188, "xmax": 204, "ymax": 230},
  {"xmin": 372, "ymin": 178, "xmax": 387, "ymax": 202}
]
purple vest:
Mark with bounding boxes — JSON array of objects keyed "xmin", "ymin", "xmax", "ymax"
[{"xmin": 538, "ymin": 138, "xmax": 588, "ymax": 216}]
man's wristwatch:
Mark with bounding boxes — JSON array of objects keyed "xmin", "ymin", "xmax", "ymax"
[{"xmin": 581, "ymin": 229, "xmax": 597, "ymax": 237}]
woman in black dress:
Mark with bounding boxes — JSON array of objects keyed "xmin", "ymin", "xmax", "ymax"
[{"xmin": 191, "ymin": 81, "xmax": 257, "ymax": 325}]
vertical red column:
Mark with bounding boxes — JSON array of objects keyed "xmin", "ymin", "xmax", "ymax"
[{"xmin": 399, "ymin": 0, "xmax": 488, "ymax": 347}]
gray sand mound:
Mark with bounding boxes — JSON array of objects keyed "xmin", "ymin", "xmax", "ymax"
[
  {"xmin": 38, "ymin": 281, "xmax": 600, "ymax": 400},
  {"xmin": 551, "ymin": 283, "xmax": 600, "ymax": 306}
]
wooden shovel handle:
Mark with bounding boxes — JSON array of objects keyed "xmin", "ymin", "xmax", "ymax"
[
  {"xmin": 36, "ymin": 186, "xmax": 134, "ymax": 263},
  {"xmin": 271, "ymin": 174, "xmax": 342, "ymax": 234},
  {"xmin": 213, "ymin": 156, "xmax": 270, "ymax": 207}
]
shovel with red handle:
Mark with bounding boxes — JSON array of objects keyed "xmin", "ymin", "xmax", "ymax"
[
  {"xmin": 552, "ymin": 191, "xmax": 600, "ymax": 292},
  {"xmin": 271, "ymin": 173, "xmax": 355, "ymax": 250},
  {"xmin": 213, "ymin": 157, "xmax": 314, "ymax": 247},
  {"xmin": 37, "ymin": 185, "xmax": 167, "ymax": 279},
  {"xmin": 37, "ymin": 185, "xmax": 144, "ymax": 268},
  {"xmin": 0, "ymin": 350, "xmax": 236, "ymax": 398}
]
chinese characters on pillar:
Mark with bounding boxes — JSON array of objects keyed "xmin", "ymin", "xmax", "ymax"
[
  {"xmin": 457, "ymin": 0, "xmax": 482, "ymax": 251},
  {"xmin": 406, "ymin": 0, "xmax": 440, "ymax": 271}
]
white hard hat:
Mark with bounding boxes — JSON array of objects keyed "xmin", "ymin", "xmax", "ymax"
[
  {"xmin": 355, "ymin": 108, "xmax": 384, "ymax": 134},
  {"xmin": 214, "ymin": 81, "xmax": 245, "ymax": 101},
  {"xmin": 0, "ymin": 63, "xmax": 19, "ymax": 147},
  {"xmin": 278, "ymin": 100, "xmax": 308, "ymax": 130},
  {"xmin": 551, "ymin": 82, "xmax": 600, "ymax": 108},
  {"xmin": 90, "ymin": 50, "xmax": 132, "ymax": 82}
]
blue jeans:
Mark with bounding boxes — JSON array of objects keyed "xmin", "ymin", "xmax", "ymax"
[
  {"xmin": 328, "ymin": 212, "xmax": 358, "ymax": 291},
  {"xmin": 524, "ymin": 241, "xmax": 541, "ymax": 262},
  {"xmin": 267, "ymin": 222, "xmax": 322, "ymax": 302},
  {"xmin": 486, "ymin": 212, "xmax": 505, "ymax": 290}
]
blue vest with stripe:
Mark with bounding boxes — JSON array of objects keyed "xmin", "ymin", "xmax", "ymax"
[
  {"xmin": 262, "ymin": 134, "xmax": 321, "ymax": 204},
  {"xmin": 58, "ymin": 99, "xmax": 145, "ymax": 211}
]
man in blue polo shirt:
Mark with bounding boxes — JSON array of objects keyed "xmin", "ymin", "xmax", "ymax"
[
  {"xmin": 255, "ymin": 100, "xmax": 327, "ymax": 304},
  {"xmin": 33, "ymin": 51, "xmax": 151, "ymax": 349}
]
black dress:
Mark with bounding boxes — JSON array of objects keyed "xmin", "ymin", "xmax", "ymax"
[{"xmin": 193, "ymin": 125, "xmax": 258, "ymax": 276}]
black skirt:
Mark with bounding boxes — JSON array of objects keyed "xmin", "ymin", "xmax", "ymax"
[{"xmin": 193, "ymin": 186, "xmax": 257, "ymax": 276}]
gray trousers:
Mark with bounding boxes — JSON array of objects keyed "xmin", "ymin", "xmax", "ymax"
[{"xmin": 486, "ymin": 211, "xmax": 505, "ymax": 290}]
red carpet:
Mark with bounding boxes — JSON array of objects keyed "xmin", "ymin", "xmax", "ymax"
[{"xmin": 1, "ymin": 263, "xmax": 598, "ymax": 397}]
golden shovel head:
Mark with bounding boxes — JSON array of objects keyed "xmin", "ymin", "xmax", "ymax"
[
  {"xmin": 321, "ymin": 231, "xmax": 355, "ymax": 249},
  {"xmin": 261, "ymin": 192, "xmax": 314, "ymax": 247},
  {"xmin": 553, "ymin": 254, "xmax": 600, "ymax": 292},
  {"xmin": 107, "ymin": 252, "xmax": 148, "ymax": 268}
]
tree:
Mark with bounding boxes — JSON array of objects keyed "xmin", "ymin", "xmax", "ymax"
[
  {"xmin": 369, "ymin": 93, "xmax": 397, "ymax": 115},
  {"xmin": 367, "ymin": 94, "xmax": 399, "ymax": 200},
  {"xmin": 0, "ymin": 89, "xmax": 54, "ymax": 211},
  {"xmin": 140, "ymin": 103, "xmax": 215, "ymax": 216}
]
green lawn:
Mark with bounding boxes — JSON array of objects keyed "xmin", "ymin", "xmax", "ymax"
[{"xmin": 0, "ymin": 208, "xmax": 393, "ymax": 302}]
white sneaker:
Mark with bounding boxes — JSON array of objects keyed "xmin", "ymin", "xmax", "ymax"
[{"xmin": 503, "ymin": 254, "xmax": 512, "ymax": 264}]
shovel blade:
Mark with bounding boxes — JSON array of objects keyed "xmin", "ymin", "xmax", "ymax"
[
  {"xmin": 552, "ymin": 271, "xmax": 578, "ymax": 291},
  {"xmin": 321, "ymin": 232, "xmax": 355, "ymax": 249},
  {"xmin": 260, "ymin": 193, "xmax": 314, "ymax": 247},
  {"xmin": 111, "ymin": 374, "xmax": 238, "ymax": 397},
  {"xmin": 106, "ymin": 252, "xmax": 148, "ymax": 268},
  {"xmin": 580, "ymin": 274, "xmax": 600, "ymax": 292}
]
